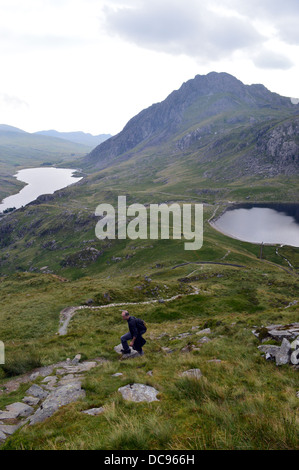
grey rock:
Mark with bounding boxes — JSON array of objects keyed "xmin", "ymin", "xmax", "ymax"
[
  {"xmin": 147, "ymin": 371, "xmax": 153, "ymax": 376},
  {"xmin": 57, "ymin": 374, "xmax": 81, "ymax": 387},
  {"xmin": 82, "ymin": 407, "xmax": 104, "ymax": 416},
  {"xmin": 5, "ymin": 402, "xmax": 33, "ymax": 418},
  {"xmin": 291, "ymin": 349, "xmax": 299, "ymax": 365},
  {"xmin": 30, "ymin": 382, "xmax": 86, "ymax": 425},
  {"xmin": 42, "ymin": 376, "xmax": 58, "ymax": 384},
  {"xmin": 197, "ymin": 336, "xmax": 211, "ymax": 344},
  {"xmin": 181, "ymin": 369, "xmax": 202, "ymax": 380},
  {"xmin": 258, "ymin": 345, "xmax": 280, "ymax": 359},
  {"xmin": 0, "ymin": 423, "xmax": 22, "ymax": 435},
  {"xmin": 26, "ymin": 384, "xmax": 49, "ymax": 400},
  {"xmin": 29, "ymin": 372, "xmax": 40, "ymax": 381},
  {"xmin": 71, "ymin": 354, "xmax": 82, "ymax": 365},
  {"xmin": 0, "ymin": 430, "xmax": 6, "ymax": 442},
  {"xmin": 118, "ymin": 384, "xmax": 159, "ymax": 402},
  {"xmin": 111, "ymin": 373, "xmax": 123, "ymax": 377},
  {"xmin": 22, "ymin": 396, "xmax": 40, "ymax": 406},
  {"xmin": 58, "ymin": 362, "xmax": 97, "ymax": 374},
  {"xmin": 181, "ymin": 345, "xmax": 193, "ymax": 353},
  {"xmin": 0, "ymin": 411, "xmax": 17, "ymax": 421},
  {"xmin": 269, "ymin": 330, "xmax": 293, "ymax": 341},
  {"xmin": 297, "ymin": 391, "xmax": 299, "ymax": 398},
  {"xmin": 207, "ymin": 359, "xmax": 222, "ymax": 363},
  {"xmin": 162, "ymin": 347, "xmax": 174, "ymax": 354},
  {"xmin": 276, "ymin": 338, "xmax": 292, "ymax": 366},
  {"xmin": 114, "ymin": 344, "xmax": 141, "ymax": 359},
  {"xmin": 196, "ymin": 328, "xmax": 211, "ymax": 336}
]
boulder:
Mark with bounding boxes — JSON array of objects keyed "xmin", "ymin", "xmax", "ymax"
[
  {"xmin": 118, "ymin": 384, "xmax": 159, "ymax": 402},
  {"xmin": 181, "ymin": 369, "xmax": 202, "ymax": 380},
  {"xmin": 196, "ymin": 328, "xmax": 211, "ymax": 336},
  {"xmin": 114, "ymin": 344, "xmax": 141, "ymax": 359},
  {"xmin": 30, "ymin": 382, "xmax": 86, "ymax": 425},
  {"xmin": 26, "ymin": 384, "xmax": 49, "ymax": 400},
  {"xmin": 71, "ymin": 354, "xmax": 82, "ymax": 365},
  {"xmin": 258, "ymin": 345, "xmax": 280, "ymax": 360},
  {"xmin": 197, "ymin": 336, "xmax": 211, "ymax": 344},
  {"xmin": 82, "ymin": 407, "xmax": 104, "ymax": 416},
  {"xmin": 275, "ymin": 338, "xmax": 292, "ymax": 366}
]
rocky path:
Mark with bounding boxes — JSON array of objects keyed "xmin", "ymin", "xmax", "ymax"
[
  {"xmin": 0, "ymin": 355, "xmax": 106, "ymax": 445},
  {"xmin": 58, "ymin": 286, "xmax": 200, "ymax": 336}
]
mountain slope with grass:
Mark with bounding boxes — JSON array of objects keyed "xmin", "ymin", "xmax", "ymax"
[{"xmin": 81, "ymin": 72, "xmax": 299, "ymax": 179}]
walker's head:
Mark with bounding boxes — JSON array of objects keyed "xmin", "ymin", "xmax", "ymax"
[{"xmin": 121, "ymin": 310, "xmax": 130, "ymax": 320}]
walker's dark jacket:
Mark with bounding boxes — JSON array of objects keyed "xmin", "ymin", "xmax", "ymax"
[{"xmin": 127, "ymin": 316, "xmax": 146, "ymax": 351}]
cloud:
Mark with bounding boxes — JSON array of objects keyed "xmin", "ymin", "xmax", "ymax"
[
  {"xmin": 223, "ymin": 0, "xmax": 299, "ymax": 46},
  {"xmin": 0, "ymin": 93, "xmax": 29, "ymax": 109},
  {"xmin": 253, "ymin": 50, "xmax": 294, "ymax": 70},
  {"xmin": 103, "ymin": 0, "xmax": 263, "ymax": 62}
]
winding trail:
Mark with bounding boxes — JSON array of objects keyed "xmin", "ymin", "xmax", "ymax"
[{"xmin": 59, "ymin": 287, "xmax": 200, "ymax": 336}]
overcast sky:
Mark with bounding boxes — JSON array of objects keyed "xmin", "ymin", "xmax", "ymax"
[{"xmin": 0, "ymin": 0, "xmax": 298, "ymax": 135}]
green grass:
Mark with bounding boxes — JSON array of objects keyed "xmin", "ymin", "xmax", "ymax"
[{"xmin": 0, "ymin": 250, "xmax": 298, "ymax": 449}]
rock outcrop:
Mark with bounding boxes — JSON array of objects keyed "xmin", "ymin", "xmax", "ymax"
[
  {"xmin": 255, "ymin": 323, "xmax": 299, "ymax": 366},
  {"xmin": 118, "ymin": 384, "xmax": 159, "ymax": 402}
]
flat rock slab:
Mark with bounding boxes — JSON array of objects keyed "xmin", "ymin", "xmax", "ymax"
[
  {"xmin": 0, "ymin": 423, "xmax": 22, "ymax": 436},
  {"xmin": 181, "ymin": 369, "xmax": 202, "ymax": 380},
  {"xmin": 82, "ymin": 407, "xmax": 104, "ymax": 416},
  {"xmin": 22, "ymin": 396, "xmax": 40, "ymax": 406},
  {"xmin": 26, "ymin": 384, "xmax": 49, "ymax": 400},
  {"xmin": 0, "ymin": 411, "xmax": 18, "ymax": 421},
  {"xmin": 0, "ymin": 430, "xmax": 6, "ymax": 442},
  {"xmin": 6, "ymin": 402, "xmax": 34, "ymax": 418},
  {"xmin": 56, "ymin": 362, "xmax": 97, "ymax": 375},
  {"xmin": 30, "ymin": 382, "xmax": 85, "ymax": 425},
  {"xmin": 118, "ymin": 384, "xmax": 159, "ymax": 402},
  {"xmin": 114, "ymin": 344, "xmax": 141, "ymax": 360}
]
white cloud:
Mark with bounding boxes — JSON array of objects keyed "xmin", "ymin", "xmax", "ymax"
[
  {"xmin": 253, "ymin": 49, "xmax": 294, "ymax": 70},
  {"xmin": 103, "ymin": 1, "xmax": 263, "ymax": 62},
  {"xmin": 0, "ymin": 93, "xmax": 29, "ymax": 109}
]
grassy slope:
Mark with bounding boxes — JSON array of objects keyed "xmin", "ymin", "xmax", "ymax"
[{"xmin": 0, "ymin": 205, "xmax": 298, "ymax": 450}]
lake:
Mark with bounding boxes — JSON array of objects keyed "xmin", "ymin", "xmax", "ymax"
[
  {"xmin": 212, "ymin": 203, "xmax": 299, "ymax": 247},
  {"xmin": 0, "ymin": 167, "xmax": 82, "ymax": 213}
]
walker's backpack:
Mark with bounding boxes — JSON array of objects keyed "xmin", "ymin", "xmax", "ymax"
[{"xmin": 135, "ymin": 318, "xmax": 147, "ymax": 334}]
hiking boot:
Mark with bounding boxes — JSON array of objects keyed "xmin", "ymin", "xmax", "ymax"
[{"xmin": 121, "ymin": 349, "xmax": 131, "ymax": 354}]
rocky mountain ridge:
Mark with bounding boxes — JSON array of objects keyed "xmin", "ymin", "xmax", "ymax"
[{"xmin": 82, "ymin": 72, "xmax": 299, "ymax": 176}]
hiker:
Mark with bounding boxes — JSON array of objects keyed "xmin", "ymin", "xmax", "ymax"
[{"xmin": 121, "ymin": 310, "xmax": 146, "ymax": 355}]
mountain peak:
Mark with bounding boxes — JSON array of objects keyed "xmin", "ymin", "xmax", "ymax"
[{"xmin": 82, "ymin": 72, "xmax": 297, "ymax": 171}]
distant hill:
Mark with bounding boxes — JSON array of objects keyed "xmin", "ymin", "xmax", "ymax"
[
  {"xmin": 0, "ymin": 124, "xmax": 27, "ymax": 133},
  {"xmin": 35, "ymin": 130, "xmax": 112, "ymax": 147},
  {"xmin": 81, "ymin": 72, "xmax": 299, "ymax": 179}
]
